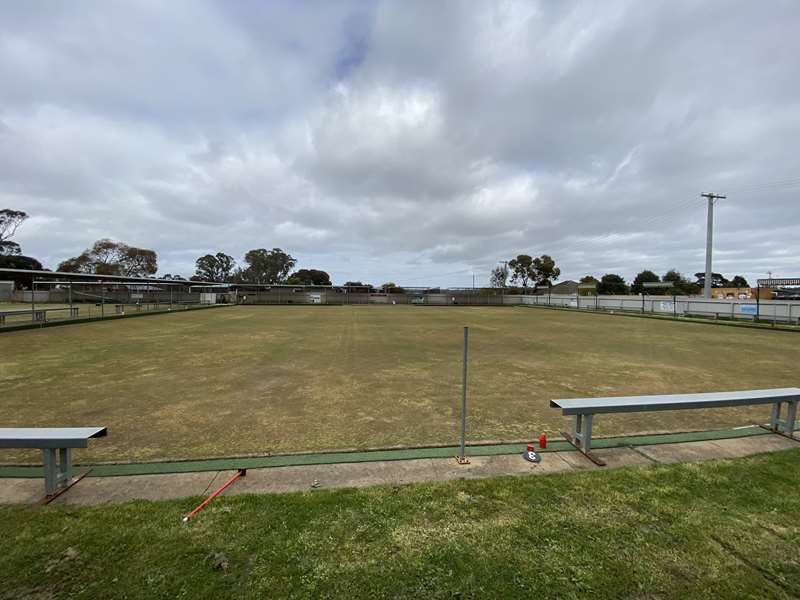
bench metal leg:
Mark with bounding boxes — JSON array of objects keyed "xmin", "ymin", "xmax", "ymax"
[
  {"xmin": 572, "ymin": 414, "xmax": 593, "ymax": 453},
  {"xmin": 563, "ymin": 414, "xmax": 605, "ymax": 466},
  {"xmin": 42, "ymin": 447, "xmax": 73, "ymax": 497},
  {"xmin": 770, "ymin": 400, "xmax": 797, "ymax": 435}
]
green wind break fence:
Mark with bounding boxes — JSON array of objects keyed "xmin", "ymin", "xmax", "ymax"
[{"xmin": 0, "ymin": 425, "xmax": 776, "ymax": 479}]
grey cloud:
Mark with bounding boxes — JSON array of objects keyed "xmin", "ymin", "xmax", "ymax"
[{"xmin": 2, "ymin": 0, "xmax": 799, "ymax": 286}]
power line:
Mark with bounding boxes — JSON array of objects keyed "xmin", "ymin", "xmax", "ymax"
[{"xmin": 548, "ymin": 195, "xmax": 705, "ymax": 257}]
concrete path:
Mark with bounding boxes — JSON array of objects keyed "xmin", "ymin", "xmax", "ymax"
[{"xmin": 1, "ymin": 434, "xmax": 797, "ymax": 506}]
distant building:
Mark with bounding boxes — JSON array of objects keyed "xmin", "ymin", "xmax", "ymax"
[
  {"xmin": 535, "ymin": 280, "xmax": 579, "ymax": 295},
  {"xmin": 710, "ymin": 287, "xmax": 772, "ymax": 300},
  {"xmin": 774, "ymin": 288, "xmax": 800, "ymax": 300}
]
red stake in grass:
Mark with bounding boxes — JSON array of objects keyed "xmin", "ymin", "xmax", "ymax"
[{"xmin": 182, "ymin": 469, "xmax": 246, "ymax": 522}]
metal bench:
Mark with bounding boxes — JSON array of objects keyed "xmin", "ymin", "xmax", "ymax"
[
  {"xmin": 0, "ymin": 307, "xmax": 80, "ymax": 325},
  {"xmin": 551, "ymin": 388, "xmax": 800, "ymax": 465},
  {"xmin": 0, "ymin": 427, "xmax": 107, "ymax": 497}
]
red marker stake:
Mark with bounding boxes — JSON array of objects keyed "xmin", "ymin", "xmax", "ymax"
[{"xmin": 182, "ymin": 469, "xmax": 246, "ymax": 522}]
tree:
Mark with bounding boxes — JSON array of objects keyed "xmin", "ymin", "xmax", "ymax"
[
  {"xmin": 0, "ymin": 254, "xmax": 44, "ymax": 288},
  {"xmin": 118, "ymin": 246, "xmax": 157, "ymax": 277},
  {"xmin": 508, "ymin": 255, "xmax": 535, "ymax": 288},
  {"xmin": 381, "ymin": 282, "xmax": 405, "ymax": 294},
  {"xmin": 663, "ymin": 270, "xmax": 701, "ymax": 296},
  {"xmin": 597, "ymin": 273, "xmax": 629, "ymax": 295},
  {"xmin": 57, "ymin": 239, "xmax": 158, "ymax": 277},
  {"xmin": 631, "ymin": 270, "xmax": 660, "ymax": 295},
  {"xmin": 694, "ymin": 272, "xmax": 728, "ymax": 289},
  {"xmin": 579, "ymin": 275, "xmax": 598, "ymax": 296},
  {"xmin": 286, "ymin": 269, "xmax": 331, "ymax": 286},
  {"xmin": 194, "ymin": 253, "xmax": 237, "ymax": 282},
  {"xmin": 0, "ymin": 241, "xmax": 20, "ymax": 256},
  {"xmin": 56, "ymin": 253, "xmax": 94, "ymax": 273},
  {"xmin": 0, "ymin": 254, "xmax": 42, "ymax": 271},
  {"xmin": 242, "ymin": 248, "xmax": 296, "ymax": 284},
  {"xmin": 489, "ymin": 265, "xmax": 509, "ymax": 288},
  {"xmin": 532, "ymin": 255, "xmax": 560, "ymax": 288},
  {"xmin": 729, "ymin": 275, "xmax": 749, "ymax": 288},
  {"xmin": 0, "ymin": 209, "xmax": 28, "ymax": 255},
  {"xmin": 508, "ymin": 254, "xmax": 560, "ymax": 289},
  {"xmin": 343, "ymin": 281, "xmax": 374, "ymax": 292}
]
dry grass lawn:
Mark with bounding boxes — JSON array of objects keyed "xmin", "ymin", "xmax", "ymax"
[{"xmin": 1, "ymin": 305, "xmax": 798, "ymax": 462}]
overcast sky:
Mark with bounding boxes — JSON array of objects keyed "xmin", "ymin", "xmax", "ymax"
[{"xmin": 2, "ymin": 1, "xmax": 799, "ymax": 287}]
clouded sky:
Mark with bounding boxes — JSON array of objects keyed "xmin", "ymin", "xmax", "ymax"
[{"xmin": 2, "ymin": 0, "xmax": 799, "ymax": 286}]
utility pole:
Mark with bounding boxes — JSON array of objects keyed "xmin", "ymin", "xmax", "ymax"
[{"xmin": 701, "ymin": 192, "xmax": 726, "ymax": 299}]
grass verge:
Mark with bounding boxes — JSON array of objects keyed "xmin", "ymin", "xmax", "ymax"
[{"xmin": 2, "ymin": 448, "xmax": 799, "ymax": 599}]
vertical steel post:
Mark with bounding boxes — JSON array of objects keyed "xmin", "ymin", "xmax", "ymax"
[
  {"xmin": 100, "ymin": 281, "xmax": 104, "ymax": 319},
  {"xmin": 704, "ymin": 195, "xmax": 714, "ymax": 299},
  {"xmin": 756, "ymin": 282, "xmax": 760, "ymax": 321},
  {"xmin": 701, "ymin": 192, "xmax": 725, "ymax": 299},
  {"xmin": 43, "ymin": 448, "xmax": 57, "ymax": 496},
  {"xmin": 457, "ymin": 326, "xmax": 469, "ymax": 463},
  {"xmin": 31, "ymin": 278, "xmax": 36, "ymax": 322}
]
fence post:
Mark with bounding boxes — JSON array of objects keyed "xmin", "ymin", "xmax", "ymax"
[
  {"xmin": 456, "ymin": 326, "xmax": 470, "ymax": 464},
  {"xmin": 31, "ymin": 278, "xmax": 36, "ymax": 323}
]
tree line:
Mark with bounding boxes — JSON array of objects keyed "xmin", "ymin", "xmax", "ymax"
[
  {"xmin": 489, "ymin": 254, "xmax": 561, "ymax": 290},
  {"xmin": 0, "ymin": 207, "xmax": 756, "ymax": 293},
  {"xmin": 577, "ymin": 270, "xmax": 750, "ymax": 295}
]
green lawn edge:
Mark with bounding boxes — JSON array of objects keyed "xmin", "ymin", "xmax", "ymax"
[
  {"xmin": 0, "ymin": 425, "xmax": 777, "ymax": 478},
  {"xmin": 3, "ymin": 448, "xmax": 800, "ymax": 599}
]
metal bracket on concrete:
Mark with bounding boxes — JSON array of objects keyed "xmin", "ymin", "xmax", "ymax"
[
  {"xmin": 560, "ymin": 430, "xmax": 607, "ymax": 466},
  {"xmin": 39, "ymin": 469, "xmax": 92, "ymax": 505},
  {"xmin": 767, "ymin": 400, "xmax": 798, "ymax": 437},
  {"xmin": 43, "ymin": 447, "xmax": 76, "ymax": 496}
]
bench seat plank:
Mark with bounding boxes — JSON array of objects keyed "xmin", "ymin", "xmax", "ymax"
[
  {"xmin": 551, "ymin": 387, "xmax": 800, "ymax": 415},
  {"xmin": 0, "ymin": 427, "xmax": 107, "ymax": 449}
]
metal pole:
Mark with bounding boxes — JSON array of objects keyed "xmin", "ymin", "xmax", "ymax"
[
  {"xmin": 100, "ymin": 281, "xmax": 104, "ymax": 319},
  {"xmin": 757, "ymin": 282, "xmax": 761, "ymax": 322},
  {"xmin": 704, "ymin": 195, "xmax": 714, "ymax": 299},
  {"xmin": 701, "ymin": 192, "xmax": 725, "ymax": 299},
  {"xmin": 31, "ymin": 277, "xmax": 36, "ymax": 321},
  {"xmin": 457, "ymin": 326, "xmax": 469, "ymax": 464}
]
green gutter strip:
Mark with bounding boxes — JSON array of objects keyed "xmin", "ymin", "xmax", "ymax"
[{"xmin": 0, "ymin": 425, "xmax": 783, "ymax": 479}]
